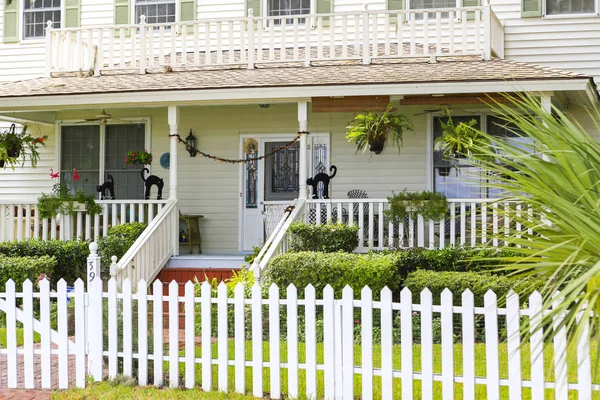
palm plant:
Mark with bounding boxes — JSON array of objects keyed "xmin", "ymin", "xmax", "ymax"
[{"xmin": 461, "ymin": 93, "xmax": 600, "ymax": 357}]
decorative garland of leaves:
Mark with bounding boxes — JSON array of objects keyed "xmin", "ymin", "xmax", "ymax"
[
  {"xmin": 384, "ymin": 189, "xmax": 449, "ymax": 222},
  {"xmin": 175, "ymin": 131, "xmax": 310, "ymax": 164}
]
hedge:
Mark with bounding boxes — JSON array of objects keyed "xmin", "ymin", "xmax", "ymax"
[
  {"xmin": 0, "ymin": 255, "xmax": 56, "ymax": 291},
  {"xmin": 264, "ymin": 251, "xmax": 399, "ymax": 298},
  {"xmin": 403, "ymin": 269, "xmax": 545, "ymax": 307},
  {"xmin": 0, "ymin": 240, "xmax": 89, "ymax": 285},
  {"xmin": 392, "ymin": 247, "xmax": 516, "ymax": 284},
  {"xmin": 288, "ymin": 222, "xmax": 359, "ymax": 253},
  {"xmin": 98, "ymin": 222, "xmax": 148, "ymax": 271}
]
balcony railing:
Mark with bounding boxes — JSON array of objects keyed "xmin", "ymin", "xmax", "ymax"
[{"xmin": 45, "ymin": 4, "xmax": 504, "ymax": 76}]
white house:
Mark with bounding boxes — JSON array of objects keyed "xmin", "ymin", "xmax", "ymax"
[{"xmin": 0, "ymin": 0, "xmax": 598, "ymax": 284}]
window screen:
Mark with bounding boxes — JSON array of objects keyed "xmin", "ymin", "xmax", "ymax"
[
  {"xmin": 61, "ymin": 125, "xmax": 100, "ymax": 196},
  {"xmin": 546, "ymin": 0, "xmax": 594, "ymax": 14},
  {"xmin": 105, "ymin": 124, "xmax": 146, "ymax": 200},
  {"xmin": 23, "ymin": 0, "xmax": 61, "ymax": 39}
]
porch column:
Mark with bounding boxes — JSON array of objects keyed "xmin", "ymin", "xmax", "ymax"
[
  {"xmin": 540, "ymin": 93, "xmax": 552, "ymax": 162},
  {"xmin": 298, "ymin": 101, "xmax": 309, "ymax": 199},
  {"xmin": 168, "ymin": 105, "xmax": 179, "ymax": 200}
]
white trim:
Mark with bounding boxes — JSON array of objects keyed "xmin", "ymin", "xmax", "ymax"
[
  {"xmin": 2, "ymin": 79, "xmax": 594, "ymax": 111},
  {"xmin": 425, "ymin": 114, "xmax": 433, "ymax": 191}
]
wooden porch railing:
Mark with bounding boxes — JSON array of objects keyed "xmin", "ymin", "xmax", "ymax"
[
  {"xmin": 113, "ymin": 199, "xmax": 179, "ymax": 288},
  {"xmin": 0, "ymin": 199, "xmax": 168, "ymax": 243},
  {"xmin": 46, "ymin": 4, "xmax": 504, "ymax": 75}
]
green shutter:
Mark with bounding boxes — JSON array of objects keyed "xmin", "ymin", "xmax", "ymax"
[
  {"xmin": 522, "ymin": 0, "xmax": 542, "ymax": 17},
  {"xmin": 245, "ymin": 0, "xmax": 262, "ymax": 16},
  {"xmin": 115, "ymin": 0, "xmax": 131, "ymax": 24},
  {"xmin": 64, "ymin": 0, "xmax": 81, "ymax": 28},
  {"xmin": 317, "ymin": 0, "xmax": 333, "ymax": 26},
  {"xmin": 3, "ymin": 0, "xmax": 19, "ymax": 43},
  {"xmin": 387, "ymin": 0, "xmax": 404, "ymax": 24},
  {"xmin": 463, "ymin": 0, "xmax": 480, "ymax": 20},
  {"xmin": 180, "ymin": 0, "xmax": 197, "ymax": 21}
]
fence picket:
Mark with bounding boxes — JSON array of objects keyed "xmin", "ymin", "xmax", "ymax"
[
  {"xmin": 381, "ymin": 287, "xmax": 393, "ymax": 399},
  {"xmin": 305, "ymin": 284, "xmax": 317, "ymax": 399},
  {"xmin": 57, "ymin": 279, "xmax": 69, "ymax": 389},
  {"xmin": 108, "ymin": 278, "xmax": 118, "ymax": 379},
  {"xmin": 201, "ymin": 281, "xmax": 212, "ymax": 391},
  {"xmin": 75, "ymin": 279, "xmax": 86, "ymax": 388},
  {"xmin": 153, "ymin": 279, "xmax": 164, "ymax": 387},
  {"xmin": 529, "ymin": 291, "xmax": 544, "ymax": 400},
  {"xmin": 462, "ymin": 289, "xmax": 475, "ymax": 400},
  {"xmin": 123, "ymin": 279, "xmax": 133, "ymax": 377},
  {"xmin": 5, "ymin": 280, "xmax": 16, "ymax": 388},
  {"xmin": 252, "ymin": 283, "xmax": 264, "ymax": 397},
  {"xmin": 234, "ymin": 284, "xmax": 245, "ymax": 394},
  {"xmin": 269, "ymin": 284, "xmax": 281, "ymax": 399},
  {"xmin": 323, "ymin": 285, "xmax": 335, "ymax": 399},
  {"xmin": 484, "ymin": 290, "xmax": 500, "ymax": 400},
  {"xmin": 421, "ymin": 289, "xmax": 434, "ymax": 399},
  {"xmin": 40, "ymin": 278, "xmax": 52, "ymax": 388},
  {"xmin": 217, "ymin": 282, "xmax": 228, "ymax": 392},
  {"xmin": 185, "ymin": 281, "xmax": 195, "ymax": 389},
  {"xmin": 138, "ymin": 280, "xmax": 149, "ymax": 386},
  {"xmin": 169, "ymin": 280, "xmax": 179, "ymax": 388},
  {"xmin": 361, "ymin": 286, "xmax": 373, "ymax": 400},
  {"xmin": 577, "ymin": 309, "xmax": 592, "ymax": 400},
  {"xmin": 441, "ymin": 288, "xmax": 454, "ymax": 400},
  {"xmin": 342, "ymin": 286, "xmax": 354, "ymax": 400},
  {"xmin": 553, "ymin": 298, "xmax": 568, "ymax": 400},
  {"xmin": 22, "ymin": 280, "xmax": 34, "ymax": 388},
  {"xmin": 391, "ymin": 285, "xmax": 408, "ymax": 399},
  {"xmin": 287, "ymin": 284, "xmax": 299, "ymax": 398},
  {"xmin": 506, "ymin": 291, "xmax": 522, "ymax": 400}
]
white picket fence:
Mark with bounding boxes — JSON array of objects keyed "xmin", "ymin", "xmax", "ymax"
[{"xmin": 0, "ymin": 273, "xmax": 597, "ymax": 398}]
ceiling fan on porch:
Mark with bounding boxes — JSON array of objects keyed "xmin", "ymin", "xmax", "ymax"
[
  {"xmin": 412, "ymin": 106, "xmax": 481, "ymax": 116},
  {"xmin": 75, "ymin": 110, "xmax": 130, "ymax": 125}
]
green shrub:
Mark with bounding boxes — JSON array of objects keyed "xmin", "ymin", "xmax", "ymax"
[
  {"xmin": 97, "ymin": 222, "xmax": 147, "ymax": 271},
  {"xmin": 288, "ymin": 222, "xmax": 359, "ymax": 253},
  {"xmin": 391, "ymin": 247, "xmax": 516, "ymax": 285},
  {"xmin": 403, "ymin": 269, "xmax": 544, "ymax": 307},
  {"xmin": 0, "ymin": 240, "xmax": 88, "ymax": 285},
  {"xmin": 0, "ymin": 255, "xmax": 56, "ymax": 291},
  {"xmin": 264, "ymin": 251, "xmax": 399, "ymax": 298}
]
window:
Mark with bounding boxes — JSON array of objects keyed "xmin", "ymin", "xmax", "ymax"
[
  {"xmin": 135, "ymin": 0, "xmax": 176, "ymax": 24},
  {"xmin": 433, "ymin": 116, "xmax": 532, "ymax": 199},
  {"xmin": 61, "ymin": 124, "xmax": 147, "ymax": 199},
  {"xmin": 23, "ymin": 0, "xmax": 61, "ymax": 39},
  {"xmin": 546, "ymin": 0, "xmax": 595, "ymax": 14},
  {"xmin": 409, "ymin": 0, "xmax": 457, "ymax": 18},
  {"xmin": 268, "ymin": 0, "xmax": 311, "ymax": 22}
]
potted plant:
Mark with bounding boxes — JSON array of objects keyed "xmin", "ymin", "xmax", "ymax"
[
  {"xmin": 384, "ymin": 189, "xmax": 449, "ymax": 222},
  {"xmin": 434, "ymin": 111, "xmax": 490, "ymax": 161},
  {"xmin": 0, "ymin": 124, "xmax": 47, "ymax": 169},
  {"xmin": 37, "ymin": 183, "xmax": 102, "ymax": 219},
  {"xmin": 125, "ymin": 150, "xmax": 153, "ymax": 165},
  {"xmin": 346, "ymin": 105, "xmax": 413, "ymax": 154}
]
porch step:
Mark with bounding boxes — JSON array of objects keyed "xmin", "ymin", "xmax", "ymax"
[{"xmin": 165, "ymin": 254, "xmax": 247, "ymax": 269}]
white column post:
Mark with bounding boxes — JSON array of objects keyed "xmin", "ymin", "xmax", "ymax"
[
  {"xmin": 45, "ymin": 21, "xmax": 54, "ymax": 77},
  {"xmin": 168, "ymin": 106, "xmax": 179, "ymax": 200},
  {"xmin": 540, "ymin": 93, "xmax": 552, "ymax": 162},
  {"xmin": 483, "ymin": 0, "xmax": 492, "ymax": 61},
  {"xmin": 298, "ymin": 101, "xmax": 309, "ymax": 200},
  {"xmin": 86, "ymin": 242, "xmax": 103, "ymax": 381}
]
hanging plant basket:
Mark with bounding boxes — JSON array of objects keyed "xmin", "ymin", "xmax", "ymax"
[
  {"xmin": 0, "ymin": 160, "xmax": 4, "ymax": 168},
  {"xmin": 368, "ymin": 137, "xmax": 386, "ymax": 154},
  {"xmin": 7, "ymin": 145, "xmax": 20, "ymax": 158},
  {"xmin": 438, "ymin": 166, "xmax": 451, "ymax": 177}
]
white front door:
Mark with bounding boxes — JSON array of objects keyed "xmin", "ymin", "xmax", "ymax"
[{"xmin": 240, "ymin": 133, "xmax": 330, "ymax": 252}]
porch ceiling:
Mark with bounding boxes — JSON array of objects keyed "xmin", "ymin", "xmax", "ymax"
[{"xmin": 0, "ymin": 56, "xmax": 596, "ymax": 111}]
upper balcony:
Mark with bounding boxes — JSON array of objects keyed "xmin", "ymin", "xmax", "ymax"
[{"xmin": 46, "ymin": 4, "xmax": 504, "ymax": 76}]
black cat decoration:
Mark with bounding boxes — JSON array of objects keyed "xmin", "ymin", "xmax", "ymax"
[
  {"xmin": 141, "ymin": 168, "xmax": 164, "ymax": 200},
  {"xmin": 306, "ymin": 165, "xmax": 337, "ymax": 199},
  {"xmin": 96, "ymin": 175, "xmax": 115, "ymax": 200}
]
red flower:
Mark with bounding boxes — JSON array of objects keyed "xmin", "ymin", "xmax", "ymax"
[{"xmin": 355, "ymin": 319, "xmax": 360, "ymax": 324}]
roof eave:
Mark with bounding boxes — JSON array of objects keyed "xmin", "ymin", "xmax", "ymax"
[{"xmin": 0, "ymin": 77, "xmax": 594, "ymax": 112}]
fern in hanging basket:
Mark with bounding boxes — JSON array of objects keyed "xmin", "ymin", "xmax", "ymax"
[
  {"xmin": 346, "ymin": 105, "xmax": 413, "ymax": 154},
  {"xmin": 37, "ymin": 183, "xmax": 102, "ymax": 219},
  {"xmin": 0, "ymin": 124, "xmax": 47, "ymax": 169},
  {"xmin": 434, "ymin": 111, "xmax": 494, "ymax": 163}
]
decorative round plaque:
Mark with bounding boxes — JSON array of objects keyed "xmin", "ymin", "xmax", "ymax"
[{"xmin": 160, "ymin": 152, "xmax": 170, "ymax": 169}]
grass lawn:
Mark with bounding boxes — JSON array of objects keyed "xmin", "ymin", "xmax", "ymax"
[
  {"xmin": 52, "ymin": 382, "xmax": 255, "ymax": 399},
  {"xmin": 0, "ymin": 327, "xmax": 40, "ymax": 347},
  {"xmin": 72, "ymin": 340, "xmax": 597, "ymax": 400}
]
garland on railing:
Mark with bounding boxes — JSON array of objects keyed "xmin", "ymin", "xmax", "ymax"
[{"xmin": 174, "ymin": 131, "xmax": 310, "ymax": 164}]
